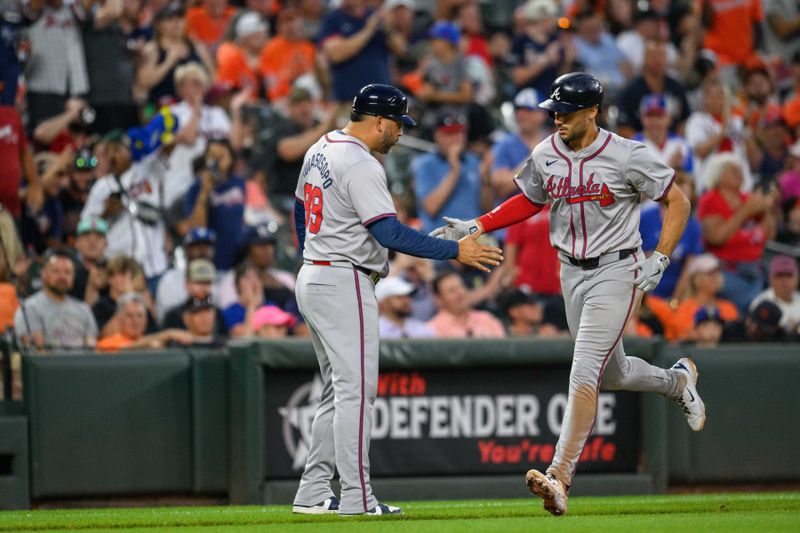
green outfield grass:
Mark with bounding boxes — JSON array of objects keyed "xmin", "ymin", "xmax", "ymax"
[{"xmin": 1, "ymin": 492, "xmax": 798, "ymax": 532}]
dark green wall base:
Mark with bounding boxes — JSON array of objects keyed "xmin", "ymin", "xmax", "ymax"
[{"xmin": 260, "ymin": 473, "xmax": 657, "ymax": 505}]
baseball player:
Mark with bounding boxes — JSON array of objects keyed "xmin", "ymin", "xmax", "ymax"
[
  {"xmin": 432, "ymin": 73, "xmax": 706, "ymax": 516},
  {"xmin": 291, "ymin": 84, "xmax": 503, "ymax": 516}
]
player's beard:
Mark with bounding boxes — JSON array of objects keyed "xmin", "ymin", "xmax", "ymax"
[{"xmin": 377, "ymin": 129, "xmax": 398, "ymax": 154}]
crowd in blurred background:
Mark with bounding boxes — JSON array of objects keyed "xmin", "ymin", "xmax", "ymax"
[{"xmin": 1, "ymin": 0, "xmax": 799, "ymax": 353}]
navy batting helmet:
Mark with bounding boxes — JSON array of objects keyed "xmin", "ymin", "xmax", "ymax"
[
  {"xmin": 352, "ymin": 84, "xmax": 416, "ymax": 126},
  {"xmin": 539, "ymin": 72, "xmax": 603, "ymax": 114}
]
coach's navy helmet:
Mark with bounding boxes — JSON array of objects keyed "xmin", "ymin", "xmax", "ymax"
[
  {"xmin": 352, "ymin": 84, "xmax": 416, "ymax": 127},
  {"xmin": 539, "ymin": 72, "xmax": 604, "ymax": 114}
]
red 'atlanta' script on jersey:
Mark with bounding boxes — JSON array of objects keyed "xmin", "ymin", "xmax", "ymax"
[{"xmin": 545, "ymin": 173, "xmax": 616, "ymax": 207}]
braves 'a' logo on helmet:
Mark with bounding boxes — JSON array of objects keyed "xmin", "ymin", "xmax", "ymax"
[{"xmin": 551, "ymin": 87, "xmax": 561, "ymax": 101}]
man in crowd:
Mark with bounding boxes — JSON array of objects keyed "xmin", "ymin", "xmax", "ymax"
[
  {"xmin": 183, "ymin": 139, "xmax": 245, "ymax": 271},
  {"xmin": 511, "ymin": 0, "xmax": 573, "ymax": 98},
  {"xmin": 749, "ymin": 255, "xmax": 800, "ymax": 336},
  {"xmin": 427, "ymin": 271, "xmax": 505, "ymax": 338},
  {"xmin": 70, "ymin": 216, "xmax": 108, "ymax": 303},
  {"xmin": 156, "ymin": 227, "xmax": 217, "ymax": 322},
  {"xmin": 413, "ymin": 113, "xmax": 491, "ymax": 235},
  {"xmin": 259, "ymin": 88, "xmax": 338, "ymax": 215},
  {"xmin": 259, "ymin": 8, "xmax": 317, "ymax": 103},
  {"xmin": 377, "ymin": 276, "xmax": 434, "ymax": 339},
  {"xmin": 499, "ymin": 287, "xmax": 563, "ymax": 337},
  {"xmin": 634, "ymin": 94, "xmax": 693, "ymax": 173},
  {"xmin": 22, "ymin": 0, "xmax": 89, "ymax": 130},
  {"xmin": 418, "ymin": 21, "xmax": 472, "ymax": 135},
  {"xmin": 14, "ymin": 248, "xmax": 98, "ymax": 350},
  {"xmin": 81, "ymin": 130, "xmax": 170, "ymax": 290},
  {"xmin": 181, "ymin": 295, "xmax": 224, "ymax": 346},
  {"xmin": 163, "ymin": 258, "xmax": 228, "ymax": 337},
  {"xmin": 317, "ymin": 0, "xmax": 404, "ymax": 102},
  {"xmin": 746, "ymin": 300, "xmax": 788, "ymax": 341},
  {"xmin": 616, "ymin": 39, "xmax": 690, "ymax": 138},
  {"xmin": 691, "ymin": 305, "xmax": 724, "ymax": 348}
]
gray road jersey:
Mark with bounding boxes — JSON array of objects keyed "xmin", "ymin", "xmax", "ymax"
[
  {"xmin": 514, "ymin": 129, "xmax": 675, "ymax": 259},
  {"xmin": 294, "ymin": 130, "xmax": 396, "ymax": 276}
]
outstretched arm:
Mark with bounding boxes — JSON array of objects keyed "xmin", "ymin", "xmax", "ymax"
[
  {"xmin": 367, "ymin": 217, "xmax": 502, "ymax": 273},
  {"xmin": 431, "ymin": 193, "xmax": 544, "ymax": 240}
]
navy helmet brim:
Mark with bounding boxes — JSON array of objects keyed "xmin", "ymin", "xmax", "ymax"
[
  {"xmin": 394, "ymin": 114, "xmax": 417, "ymax": 127},
  {"xmin": 538, "ymin": 99, "xmax": 583, "ymax": 114}
]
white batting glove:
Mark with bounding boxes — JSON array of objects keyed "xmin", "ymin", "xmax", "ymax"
[
  {"xmin": 429, "ymin": 216, "xmax": 481, "ymax": 240},
  {"xmin": 627, "ymin": 251, "xmax": 670, "ymax": 292}
]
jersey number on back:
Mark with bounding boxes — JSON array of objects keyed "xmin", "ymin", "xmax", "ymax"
[{"xmin": 303, "ymin": 183, "xmax": 323, "ymax": 234}]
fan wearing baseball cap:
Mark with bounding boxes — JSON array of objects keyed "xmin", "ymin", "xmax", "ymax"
[
  {"xmin": 376, "ymin": 277, "xmax": 434, "ymax": 339},
  {"xmin": 215, "ymin": 11, "xmax": 269, "ymax": 92},
  {"xmin": 71, "ymin": 217, "xmax": 109, "ymax": 302},
  {"xmin": 413, "ymin": 112, "xmax": 489, "ymax": 236},
  {"xmin": 749, "ymin": 255, "xmax": 800, "ymax": 335},
  {"xmin": 633, "ymin": 94, "xmax": 693, "ymax": 175},
  {"xmin": 251, "ymin": 305, "xmax": 296, "ymax": 338},
  {"xmin": 155, "ymin": 228, "xmax": 217, "ymax": 322},
  {"xmin": 162, "ymin": 259, "xmax": 228, "ymax": 338},
  {"xmin": 691, "ymin": 305, "xmax": 724, "ymax": 348},
  {"xmin": 418, "ymin": 21, "xmax": 472, "ymax": 134}
]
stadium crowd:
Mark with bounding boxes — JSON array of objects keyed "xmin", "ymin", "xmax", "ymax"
[{"xmin": 1, "ymin": 0, "xmax": 799, "ymax": 353}]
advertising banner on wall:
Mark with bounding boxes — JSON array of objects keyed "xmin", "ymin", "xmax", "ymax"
[{"xmin": 264, "ymin": 366, "xmax": 640, "ymax": 479}]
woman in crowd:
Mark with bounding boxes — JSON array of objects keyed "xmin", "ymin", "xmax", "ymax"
[
  {"xmin": 697, "ymin": 153, "xmax": 777, "ymax": 314},
  {"xmin": 137, "ymin": 2, "xmax": 215, "ymax": 107}
]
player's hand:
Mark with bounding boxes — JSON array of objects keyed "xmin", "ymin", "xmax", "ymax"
[
  {"xmin": 627, "ymin": 251, "xmax": 670, "ymax": 293},
  {"xmin": 429, "ymin": 216, "xmax": 482, "ymax": 240},
  {"xmin": 456, "ymin": 234, "xmax": 503, "ymax": 273}
]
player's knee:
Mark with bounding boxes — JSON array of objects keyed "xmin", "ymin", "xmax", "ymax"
[{"xmin": 599, "ymin": 371, "xmax": 625, "ymax": 390}]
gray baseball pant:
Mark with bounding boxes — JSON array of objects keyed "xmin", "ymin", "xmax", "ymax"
[
  {"xmin": 547, "ymin": 249, "xmax": 682, "ymax": 486},
  {"xmin": 293, "ymin": 264, "xmax": 379, "ymax": 514}
]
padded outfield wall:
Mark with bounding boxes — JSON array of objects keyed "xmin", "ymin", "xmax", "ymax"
[{"xmin": 2, "ymin": 339, "xmax": 797, "ymax": 508}]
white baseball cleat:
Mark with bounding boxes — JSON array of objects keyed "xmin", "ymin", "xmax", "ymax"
[
  {"xmin": 671, "ymin": 357, "xmax": 706, "ymax": 432},
  {"xmin": 292, "ymin": 496, "xmax": 340, "ymax": 514},
  {"xmin": 340, "ymin": 502, "xmax": 403, "ymax": 516},
  {"xmin": 525, "ymin": 469, "xmax": 568, "ymax": 516}
]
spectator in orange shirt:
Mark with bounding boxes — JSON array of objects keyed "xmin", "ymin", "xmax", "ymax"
[
  {"xmin": 259, "ymin": 8, "xmax": 316, "ymax": 103},
  {"xmin": 186, "ymin": 0, "xmax": 238, "ymax": 51},
  {"xmin": 216, "ymin": 11, "xmax": 269, "ymax": 93},
  {"xmin": 648, "ymin": 253, "xmax": 739, "ymax": 342},
  {"xmin": 427, "ymin": 271, "xmax": 506, "ymax": 338},
  {"xmin": 701, "ymin": 0, "xmax": 763, "ymax": 73},
  {"xmin": 96, "ymin": 293, "xmax": 193, "ymax": 352},
  {"xmin": 0, "ymin": 246, "xmax": 19, "ymax": 330}
]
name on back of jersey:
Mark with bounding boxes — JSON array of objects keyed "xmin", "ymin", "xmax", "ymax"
[{"xmin": 302, "ymin": 152, "xmax": 332, "ymax": 189}]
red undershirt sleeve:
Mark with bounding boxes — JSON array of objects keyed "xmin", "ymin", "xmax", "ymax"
[{"xmin": 478, "ymin": 194, "xmax": 544, "ymax": 233}]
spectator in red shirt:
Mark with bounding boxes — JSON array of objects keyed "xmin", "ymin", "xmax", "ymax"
[
  {"xmin": 0, "ymin": 105, "xmax": 44, "ymax": 219},
  {"xmin": 458, "ymin": 1, "xmax": 492, "ymax": 67},
  {"xmin": 503, "ymin": 203, "xmax": 560, "ymax": 296},
  {"xmin": 697, "ymin": 153, "xmax": 777, "ymax": 314}
]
